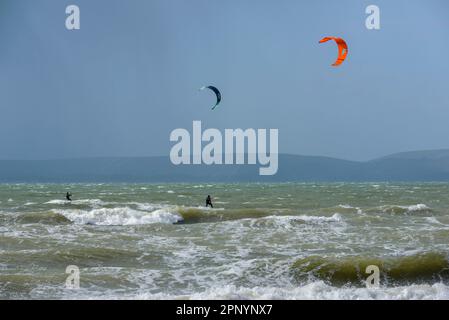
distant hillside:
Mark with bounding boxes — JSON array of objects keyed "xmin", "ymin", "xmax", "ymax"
[
  {"xmin": 2, "ymin": 150, "xmax": 449, "ymax": 182},
  {"xmin": 366, "ymin": 149, "xmax": 449, "ymax": 181},
  {"xmin": 374, "ymin": 149, "xmax": 449, "ymax": 161}
]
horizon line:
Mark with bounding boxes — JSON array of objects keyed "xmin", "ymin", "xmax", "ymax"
[{"xmin": 1, "ymin": 148, "xmax": 449, "ymax": 163}]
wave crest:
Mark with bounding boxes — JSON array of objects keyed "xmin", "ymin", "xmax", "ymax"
[
  {"xmin": 291, "ymin": 252, "xmax": 449, "ymax": 286},
  {"xmin": 53, "ymin": 207, "xmax": 182, "ymax": 226},
  {"xmin": 379, "ymin": 204, "xmax": 431, "ymax": 214}
]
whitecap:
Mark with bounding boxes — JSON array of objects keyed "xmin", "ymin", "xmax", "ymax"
[
  {"xmin": 297, "ymin": 213, "xmax": 343, "ymax": 223},
  {"xmin": 406, "ymin": 204, "xmax": 430, "ymax": 212},
  {"xmin": 131, "ymin": 282, "xmax": 449, "ymax": 300},
  {"xmin": 53, "ymin": 207, "xmax": 182, "ymax": 226}
]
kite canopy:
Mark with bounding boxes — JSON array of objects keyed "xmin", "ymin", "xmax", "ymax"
[
  {"xmin": 200, "ymin": 85, "xmax": 221, "ymax": 110},
  {"xmin": 319, "ymin": 37, "xmax": 348, "ymax": 66}
]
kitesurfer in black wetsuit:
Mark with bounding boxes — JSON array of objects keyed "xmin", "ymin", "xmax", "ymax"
[
  {"xmin": 206, "ymin": 195, "xmax": 213, "ymax": 208},
  {"xmin": 66, "ymin": 192, "xmax": 72, "ymax": 201}
]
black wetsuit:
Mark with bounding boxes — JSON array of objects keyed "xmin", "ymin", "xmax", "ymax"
[
  {"xmin": 66, "ymin": 192, "xmax": 72, "ymax": 201},
  {"xmin": 206, "ymin": 196, "xmax": 213, "ymax": 208}
]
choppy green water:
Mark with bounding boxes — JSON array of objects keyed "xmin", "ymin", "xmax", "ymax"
[{"xmin": 1, "ymin": 183, "xmax": 449, "ymax": 299}]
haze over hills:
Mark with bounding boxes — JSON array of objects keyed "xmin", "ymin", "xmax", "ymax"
[{"xmin": 1, "ymin": 149, "xmax": 449, "ymax": 183}]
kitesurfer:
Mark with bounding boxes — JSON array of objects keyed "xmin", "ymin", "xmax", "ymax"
[
  {"xmin": 66, "ymin": 192, "xmax": 72, "ymax": 201},
  {"xmin": 206, "ymin": 195, "xmax": 213, "ymax": 208}
]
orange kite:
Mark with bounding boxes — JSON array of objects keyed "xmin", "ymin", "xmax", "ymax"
[{"xmin": 319, "ymin": 37, "xmax": 348, "ymax": 67}]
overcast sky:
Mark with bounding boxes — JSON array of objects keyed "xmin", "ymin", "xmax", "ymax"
[{"xmin": 1, "ymin": 0, "xmax": 449, "ymax": 161}]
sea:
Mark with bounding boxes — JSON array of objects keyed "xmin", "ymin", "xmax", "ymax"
[{"xmin": 1, "ymin": 182, "xmax": 449, "ymax": 300}]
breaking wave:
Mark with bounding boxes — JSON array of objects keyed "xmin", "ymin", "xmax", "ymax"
[
  {"xmin": 53, "ymin": 207, "xmax": 182, "ymax": 225},
  {"xmin": 131, "ymin": 282, "xmax": 449, "ymax": 300},
  {"xmin": 377, "ymin": 204, "xmax": 431, "ymax": 215},
  {"xmin": 291, "ymin": 252, "xmax": 449, "ymax": 286},
  {"xmin": 46, "ymin": 205, "xmax": 344, "ymax": 226},
  {"xmin": 45, "ymin": 199, "xmax": 107, "ymax": 207},
  {"xmin": 13, "ymin": 211, "xmax": 72, "ymax": 225},
  {"xmin": 297, "ymin": 213, "xmax": 342, "ymax": 223}
]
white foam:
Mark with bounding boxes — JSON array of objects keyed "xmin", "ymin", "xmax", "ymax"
[
  {"xmin": 249, "ymin": 213, "xmax": 343, "ymax": 229},
  {"xmin": 73, "ymin": 199, "xmax": 107, "ymax": 206},
  {"xmin": 135, "ymin": 203, "xmax": 160, "ymax": 211},
  {"xmin": 45, "ymin": 199, "xmax": 69, "ymax": 205},
  {"xmin": 380, "ymin": 204, "xmax": 431, "ymax": 214},
  {"xmin": 338, "ymin": 204, "xmax": 355, "ymax": 209},
  {"xmin": 259, "ymin": 214, "xmax": 342, "ymax": 224},
  {"xmin": 204, "ymin": 282, "xmax": 449, "ymax": 300},
  {"xmin": 405, "ymin": 204, "xmax": 430, "ymax": 212},
  {"xmin": 425, "ymin": 217, "xmax": 445, "ymax": 225},
  {"xmin": 130, "ymin": 282, "xmax": 449, "ymax": 300},
  {"xmin": 297, "ymin": 213, "xmax": 343, "ymax": 223},
  {"xmin": 53, "ymin": 207, "xmax": 182, "ymax": 226},
  {"xmin": 45, "ymin": 199, "xmax": 106, "ymax": 207}
]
